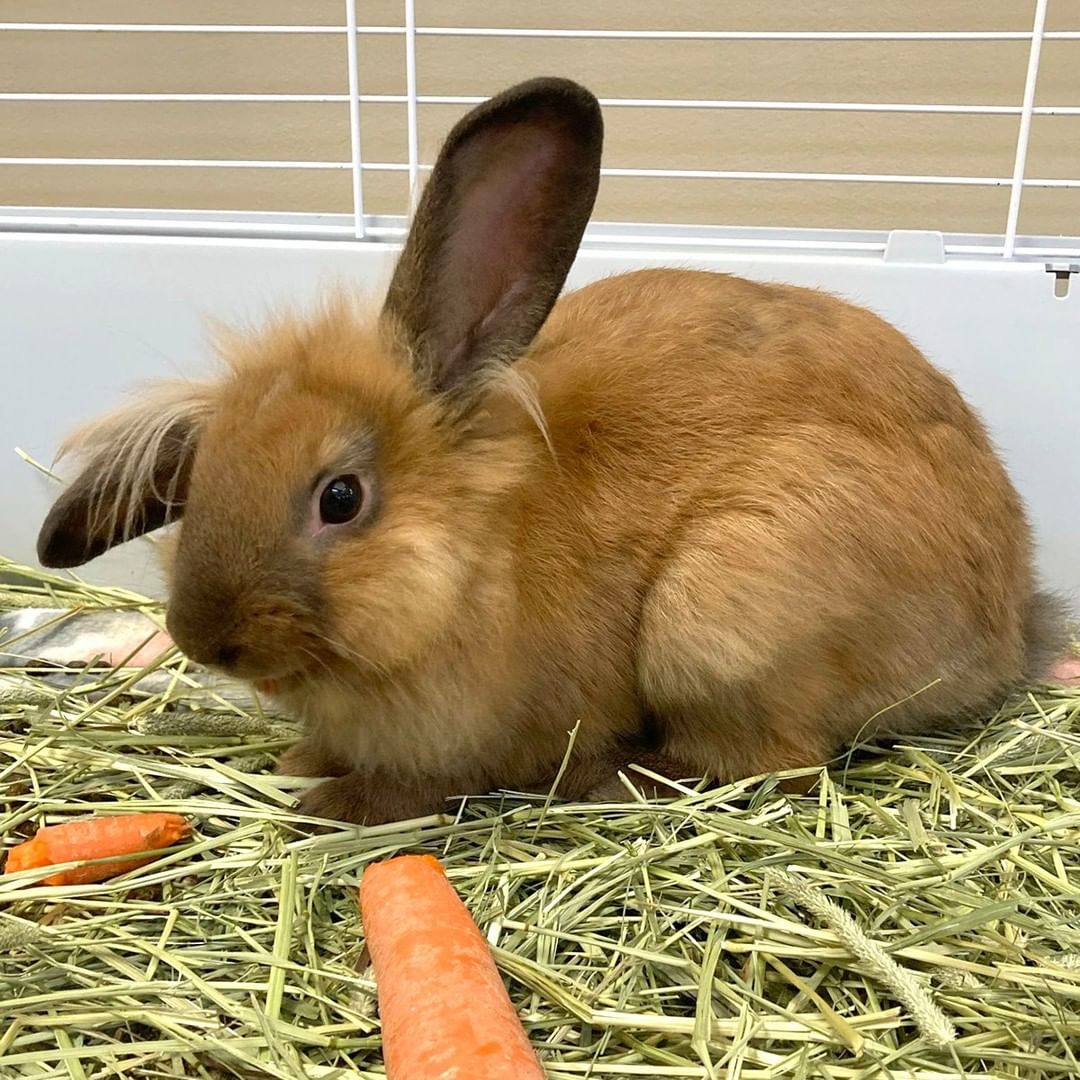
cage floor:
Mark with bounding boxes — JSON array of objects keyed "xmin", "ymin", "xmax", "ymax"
[{"xmin": 1, "ymin": 557, "xmax": 1079, "ymax": 1080}]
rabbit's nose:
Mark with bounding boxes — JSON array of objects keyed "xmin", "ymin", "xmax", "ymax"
[
  {"xmin": 172, "ymin": 635, "xmax": 245, "ymax": 673},
  {"xmin": 165, "ymin": 609, "xmax": 235, "ymax": 670},
  {"xmin": 214, "ymin": 642, "xmax": 243, "ymax": 669},
  {"xmin": 182, "ymin": 637, "xmax": 244, "ymax": 671}
]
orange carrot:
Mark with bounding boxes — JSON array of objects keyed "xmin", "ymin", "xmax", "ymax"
[
  {"xmin": 4, "ymin": 813, "xmax": 192, "ymax": 886},
  {"xmin": 359, "ymin": 854, "xmax": 546, "ymax": 1080}
]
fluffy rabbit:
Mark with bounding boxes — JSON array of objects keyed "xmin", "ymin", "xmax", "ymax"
[{"xmin": 38, "ymin": 77, "xmax": 1065, "ymax": 823}]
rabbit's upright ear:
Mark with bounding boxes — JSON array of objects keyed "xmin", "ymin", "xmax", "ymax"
[
  {"xmin": 381, "ymin": 77, "xmax": 603, "ymax": 401},
  {"xmin": 36, "ymin": 383, "xmax": 212, "ymax": 568}
]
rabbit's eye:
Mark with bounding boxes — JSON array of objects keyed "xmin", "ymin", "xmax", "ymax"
[{"xmin": 319, "ymin": 475, "xmax": 363, "ymax": 525}]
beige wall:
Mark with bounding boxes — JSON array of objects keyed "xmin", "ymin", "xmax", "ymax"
[{"xmin": 2, "ymin": 1, "xmax": 1079, "ymax": 235}]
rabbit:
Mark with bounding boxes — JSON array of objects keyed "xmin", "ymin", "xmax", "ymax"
[{"xmin": 36, "ymin": 77, "xmax": 1067, "ymax": 824}]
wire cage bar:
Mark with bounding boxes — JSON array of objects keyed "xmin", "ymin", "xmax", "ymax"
[
  {"xmin": 1004, "ymin": 0, "xmax": 1050, "ymax": 258},
  {"xmin": 343, "ymin": 0, "xmax": 365, "ymax": 238},
  {"xmin": 2, "ymin": 24, "xmax": 1079, "ymax": 40}
]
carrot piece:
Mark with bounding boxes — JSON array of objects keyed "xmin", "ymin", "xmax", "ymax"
[
  {"xmin": 359, "ymin": 854, "xmax": 546, "ymax": 1080},
  {"xmin": 4, "ymin": 813, "xmax": 192, "ymax": 886}
]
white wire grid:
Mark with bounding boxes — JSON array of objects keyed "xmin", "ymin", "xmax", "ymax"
[{"xmin": 1, "ymin": 0, "xmax": 1079, "ymax": 261}]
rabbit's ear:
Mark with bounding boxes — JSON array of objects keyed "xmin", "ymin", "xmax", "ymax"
[
  {"xmin": 37, "ymin": 383, "xmax": 211, "ymax": 568},
  {"xmin": 381, "ymin": 77, "xmax": 602, "ymax": 401}
]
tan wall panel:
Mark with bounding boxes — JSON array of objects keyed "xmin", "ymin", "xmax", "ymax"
[
  {"xmin": 7, "ymin": 1, "xmax": 350, "ymax": 25},
  {"xmin": 0, "ymin": 31, "xmax": 355, "ymax": 94},
  {"xmin": 411, "ymin": 39, "xmax": 1033, "ymax": 104},
  {"xmin": 593, "ymin": 177, "xmax": 1015, "ymax": 233},
  {"xmin": 1, "ymin": 2, "xmax": 1077, "ymax": 235},
  {"xmin": 0, "ymin": 101, "xmax": 413, "ymax": 162}
]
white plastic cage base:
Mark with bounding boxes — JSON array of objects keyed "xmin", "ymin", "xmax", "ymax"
[{"xmin": 1, "ymin": 227, "xmax": 1077, "ymax": 601}]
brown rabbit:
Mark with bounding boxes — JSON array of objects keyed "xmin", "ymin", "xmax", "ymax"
[{"xmin": 38, "ymin": 77, "xmax": 1065, "ymax": 823}]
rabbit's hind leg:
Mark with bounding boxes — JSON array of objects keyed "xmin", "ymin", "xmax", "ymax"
[{"xmin": 635, "ymin": 513, "xmax": 847, "ymax": 788}]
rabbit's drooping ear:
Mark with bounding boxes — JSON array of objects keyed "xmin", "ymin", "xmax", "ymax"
[
  {"xmin": 381, "ymin": 76, "xmax": 603, "ymax": 401},
  {"xmin": 37, "ymin": 383, "xmax": 212, "ymax": 568}
]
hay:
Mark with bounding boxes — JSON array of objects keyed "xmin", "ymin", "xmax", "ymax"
[{"xmin": 1, "ymin": 555, "xmax": 1078, "ymax": 1080}]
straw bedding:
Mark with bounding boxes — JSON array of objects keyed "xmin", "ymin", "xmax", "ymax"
[{"xmin": 1, "ymin": 556, "xmax": 1078, "ymax": 1079}]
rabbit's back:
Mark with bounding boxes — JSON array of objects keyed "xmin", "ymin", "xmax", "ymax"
[
  {"xmin": 520, "ymin": 267, "xmax": 1028, "ymax": 589},
  {"xmin": 527, "ymin": 268, "xmax": 1003, "ymax": 486}
]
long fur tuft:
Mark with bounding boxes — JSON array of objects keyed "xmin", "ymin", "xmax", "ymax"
[
  {"xmin": 488, "ymin": 364, "xmax": 555, "ymax": 458},
  {"xmin": 57, "ymin": 379, "xmax": 216, "ymax": 546}
]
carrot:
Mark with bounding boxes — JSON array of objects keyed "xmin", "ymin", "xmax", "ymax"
[
  {"xmin": 4, "ymin": 813, "xmax": 192, "ymax": 886},
  {"xmin": 359, "ymin": 854, "xmax": 546, "ymax": 1080}
]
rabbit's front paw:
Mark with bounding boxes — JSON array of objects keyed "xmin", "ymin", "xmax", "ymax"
[
  {"xmin": 295, "ymin": 772, "xmax": 444, "ymax": 826},
  {"xmin": 275, "ymin": 738, "xmax": 350, "ymax": 779}
]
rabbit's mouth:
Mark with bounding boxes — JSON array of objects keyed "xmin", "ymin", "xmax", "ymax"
[
  {"xmin": 253, "ymin": 674, "xmax": 298, "ymax": 697},
  {"xmin": 251, "ymin": 669, "xmax": 310, "ymax": 699}
]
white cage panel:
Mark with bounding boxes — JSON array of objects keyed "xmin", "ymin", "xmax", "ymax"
[{"xmin": 2, "ymin": 233, "xmax": 1078, "ymax": 599}]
